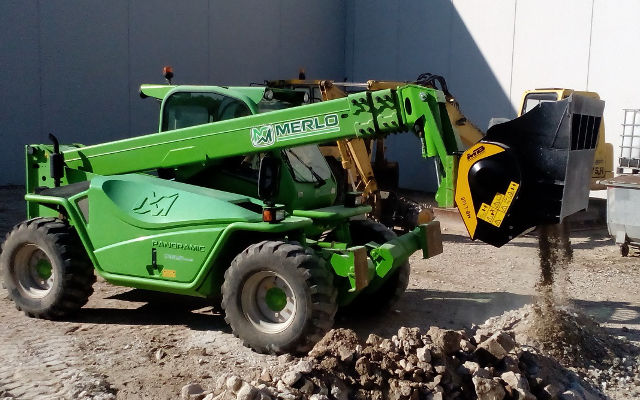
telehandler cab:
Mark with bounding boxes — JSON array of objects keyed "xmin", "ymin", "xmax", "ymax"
[{"xmin": 1, "ymin": 77, "xmax": 603, "ymax": 353}]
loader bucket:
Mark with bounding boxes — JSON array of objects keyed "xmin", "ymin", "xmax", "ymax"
[{"xmin": 455, "ymin": 94, "xmax": 605, "ymax": 247}]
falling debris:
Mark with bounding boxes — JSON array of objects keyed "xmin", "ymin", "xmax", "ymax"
[{"xmin": 537, "ymin": 222, "xmax": 573, "ymax": 288}]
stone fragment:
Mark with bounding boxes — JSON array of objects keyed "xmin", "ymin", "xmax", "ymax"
[
  {"xmin": 330, "ymin": 380, "xmax": 349, "ymax": 400},
  {"xmin": 258, "ymin": 368, "xmax": 271, "ymax": 383},
  {"xmin": 181, "ymin": 383, "xmax": 204, "ymax": 400},
  {"xmin": 434, "ymin": 365, "xmax": 446, "ymax": 374},
  {"xmin": 299, "ymin": 379, "xmax": 314, "ymax": 395},
  {"xmin": 226, "ymin": 376, "xmax": 243, "ymax": 393},
  {"xmin": 281, "ymin": 371, "xmax": 302, "ymax": 387},
  {"xmin": 427, "ymin": 327, "xmax": 462, "ymax": 355},
  {"xmin": 366, "ymin": 333, "xmax": 384, "ymax": 347},
  {"xmin": 472, "ymin": 376, "xmax": 506, "ymax": 400},
  {"xmin": 416, "ymin": 346, "xmax": 431, "ymax": 363},
  {"xmin": 476, "ymin": 331, "xmax": 516, "ymax": 362},
  {"xmin": 543, "ymin": 383, "xmax": 562, "ymax": 399},
  {"xmin": 211, "ymin": 391, "xmax": 233, "ymax": 400},
  {"xmin": 502, "ymin": 355, "xmax": 520, "ymax": 373},
  {"xmin": 500, "ymin": 371, "xmax": 535, "ymax": 400},
  {"xmin": 155, "ymin": 348, "xmax": 166, "ymax": 361},
  {"xmin": 474, "ymin": 329, "xmax": 492, "ymax": 345},
  {"xmin": 355, "ymin": 356, "xmax": 371, "ymax": 376},
  {"xmin": 235, "ymin": 383, "xmax": 258, "ymax": 400},
  {"xmin": 276, "ymin": 380, "xmax": 288, "ymax": 393},
  {"xmin": 379, "ymin": 339, "xmax": 396, "ymax": 353},
  {"xmin": 460, "ymin": 339, "xmax": 476, "ymax": 352},
  {"xmin": 462, "ymin": 361, "xmax": 480, "ymax": 375},
  {"xmin": 428, "ymin": 392, "xmax": 444, "ymax": 400},
  {"xmin": 559, "ymin": 390, "xmax": 583, "ymax": 400},
  {"xmin": 278, "ymin": 392, "xmax": 297, "ymax": 400},
  {"xmin": 309, "ymin": 395, "xmax": 330, "ymax": 400},
  {"xmin": 292, "ymin": 359, "xmax": 314, "ymax": 374},
  {"xmin": 278, "ymin": 354, "xmax": 294, "ymax": 364},
  {"xmin": 338, "ymin": 346, "xmax": 355, "ymax": 363},
  {"xmin": 426, "ymin": 374, "xmax": 442, "ymax": 390},
  {"xmin": 474, "ymin": 367, "xmax": 493, "ymax": 379}
]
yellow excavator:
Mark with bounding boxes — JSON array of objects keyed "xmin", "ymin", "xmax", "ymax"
[{"xmin": 266, "ymin": 73, "xmax": 613, "ymax": 230}]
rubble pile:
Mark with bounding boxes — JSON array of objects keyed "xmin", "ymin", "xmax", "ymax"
[
  {"xmin": 180, "ymin": 305, "xmax": 639, "ymax": 400},
  {"xmin": 478, "ymin": 304, "xmax": 640, "ymax": 395}
]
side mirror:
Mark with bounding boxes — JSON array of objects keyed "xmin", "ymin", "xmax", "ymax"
[{"xmin": 258, "ymin": 154, "xmax": 280, "ymax": 205}]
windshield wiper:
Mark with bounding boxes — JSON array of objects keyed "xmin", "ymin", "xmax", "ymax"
[{"xmin": 285, "ymin": 149, "xmax": 326, "ymax": 187}]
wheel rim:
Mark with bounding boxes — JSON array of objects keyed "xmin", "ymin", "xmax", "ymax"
[
  {"xmin": 12, "ymin": 244, "xmax": 55, "ymax": 298},
  {"xmin": 241, "ymin": 271, "xmax": 297, "ymax": 334}
]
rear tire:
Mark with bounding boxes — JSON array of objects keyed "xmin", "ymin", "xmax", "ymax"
[
  {"xmin": 221, "ymin": 240, "xmax": 337, "ymax": 354},
  {"xmin": 342, "ymin": 219, "xmax": 410, "ymax": 314},
  {"xmin": 0, "ymin": 218, "xmax": 96, "ymax": 319}
]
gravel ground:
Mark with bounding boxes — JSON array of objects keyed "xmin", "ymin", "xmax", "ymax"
[{"xmin": 1, "ymin": 186, "xmax": 638, "ymax": 399}]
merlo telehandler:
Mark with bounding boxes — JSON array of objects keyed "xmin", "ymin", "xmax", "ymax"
[{"xmin": 0, "ymin": 78, "xmax": 603, "ymax": 354}]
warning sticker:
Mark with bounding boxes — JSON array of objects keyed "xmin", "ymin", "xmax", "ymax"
[
  {"xmin": 477, "ymin": 181, "xmax": 520, "ymax": 227},
  {"xmin": 161, "ymin": 269, "xmax": 177, "ymax": 278}
]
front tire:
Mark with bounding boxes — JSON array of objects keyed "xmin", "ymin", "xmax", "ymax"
[
  {"xmin": 221, "ymin": 240, "xmax": 337, "ymax": 354},
  {"xmin": 1, "ymin": 218, "xmax": 96, "ymax": 319}
]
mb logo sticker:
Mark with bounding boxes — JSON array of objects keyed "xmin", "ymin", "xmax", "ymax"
[{"xmin": 251, "ymin": 125, "xmax": 275, "ymax": 147}]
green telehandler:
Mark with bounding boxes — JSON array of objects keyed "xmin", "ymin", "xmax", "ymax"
[{"xmin": 0, "ymin": 77, "xmax": 603, "ymax": 354}]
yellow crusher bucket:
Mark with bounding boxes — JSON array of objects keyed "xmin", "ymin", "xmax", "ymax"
[{"xmin": 456, "ymin": 94, "xmax": 605, "ymax": 247}]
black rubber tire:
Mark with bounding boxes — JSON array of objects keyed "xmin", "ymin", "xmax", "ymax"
[
  {"xmin": 221, "ymin": 240, "xmax": 337, "ymax": 354},
  {"xmin": 0, "ymin": 218, "xmax": 96, "ymax": 319},
  {"xmin": 342, "ymin": 219, "xmax": 410, "ymax": 314}
]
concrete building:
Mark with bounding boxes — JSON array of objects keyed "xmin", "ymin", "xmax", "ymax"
[{"xmin": 2, "ymin": 1, "xmax": 639, "ymax": 192}]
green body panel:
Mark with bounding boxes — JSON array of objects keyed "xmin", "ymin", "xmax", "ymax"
[
  {"xmin": 86, "ymin": 174, "xmax": 262, "ymax": 282},
  {"xmin": 24, "ymin": 83, "xmax": 451, "ymax": 299}
]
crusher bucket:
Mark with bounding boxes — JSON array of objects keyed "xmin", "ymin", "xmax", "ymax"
[{"xmin": 455, "ymin": 94, "xmax": 605, "ymax": 247}]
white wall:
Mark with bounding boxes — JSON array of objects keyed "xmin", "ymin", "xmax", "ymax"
[
  {"xmin": 588, "ymin": 0, "xmax": 640, "ymax": 165},
  {"xmin": 346, "ymin": 0, "xmax": 640, "ymax": 191},
  {"xmin": 0, "ymin": 0, "xmax": 345, "ymax": 185}
]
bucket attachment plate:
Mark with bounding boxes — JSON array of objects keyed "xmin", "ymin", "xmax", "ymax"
[{"xmin": 456, "ymin": 94, "xmax": 605, "ymax": 247}]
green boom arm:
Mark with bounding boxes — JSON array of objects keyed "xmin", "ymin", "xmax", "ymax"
[{"xmin": 55, "ymin": 85, "xmax": 459, "ymax": 183}]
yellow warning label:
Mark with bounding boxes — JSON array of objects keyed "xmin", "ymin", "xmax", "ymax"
[
  {"xmin": 477, "ymin": 181, "xmax": 520, "ymax": 227},
  {"xmin": 161, "ymin": 269, "xmax": 176, "ymax": 278}
]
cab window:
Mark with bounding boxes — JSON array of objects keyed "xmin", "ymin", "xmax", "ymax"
[
  {"xmin": 521, "ymin": 92, "xmax": 559, "ymax": 115},
  {"xmin": 161, "ymin": 92, "xmax": 251, "ymax": 131}
]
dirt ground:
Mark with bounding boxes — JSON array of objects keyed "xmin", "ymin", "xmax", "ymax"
[{"xmin": 0, "ymin": 185, "xmax": 638, "ymax": 399}]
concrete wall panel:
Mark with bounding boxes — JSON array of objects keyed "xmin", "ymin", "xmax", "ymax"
[
  {"xmin": 588, "ymin": 0, "xmax": 640, "ymax": 166},
  {"xmin": 510, "ymin": 0, "xmax": 592, "ymax": 108},
  {"xmin": 450, "ymin": 0, "xmax": 516, "ymax": 123},
  {"xmin": 39, "ymin": 1, "xmax": 129, "ymax": 146},
  {"xmin": 208, "ymin": 1, "xmax": 281, "ymax": 85},
  {"xmin": 129, "ymin": 0, "xmax": 209, "ymax": 135},
  {"xmin": 0, "ymin": 1, "xmax": 345, "ymax": 185},
  {"xmin": 0, "ymin": 1, "xmax": 40, "ymax": 185}
]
